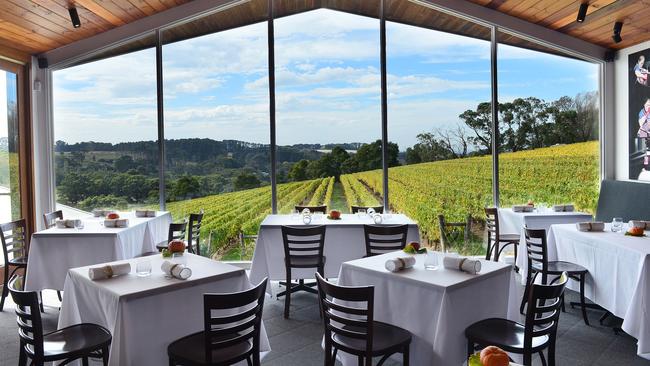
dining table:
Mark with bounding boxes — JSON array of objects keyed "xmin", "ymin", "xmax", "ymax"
[
  {"xmin": 25, "ymin": 211, "xmax": 172, "ymax": 291},
  {"xmin": 497, "ymin": 207, "xmax": 592, "ymax": 282},
  {"xmin": 336, "ymin": 251, "xmax": 517, "ymax": 366},
  {"xmin": 58, "ymin": 253, "xmax": 270, "ymax": 366},
  {"xmin": 249, "ymin": 213, "xmax": 420, "ymax": 294},
  {"xmin": 547, "ymin": 223, "xmax": 650, "ymax": 360}
]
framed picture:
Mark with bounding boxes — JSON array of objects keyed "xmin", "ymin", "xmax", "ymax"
[{"xmin": 629, "ymin": 48, "xmax": 650, "ymax": 181}]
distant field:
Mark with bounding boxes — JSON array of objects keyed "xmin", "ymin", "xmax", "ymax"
[{"xmin": 165, "ymin": 141, "xmax": 599, "ymax": 259}]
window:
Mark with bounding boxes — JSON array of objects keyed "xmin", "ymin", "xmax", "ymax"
[
  {"xmin": 497, "ymin": 30, "xmax": 600, "ymax": 214},
  {"xmin": 0, "ymin": 69, "xmax": 20, "ymax": 223},
  {"xmin": 52, "ymin": 42, "xmax": 158, "ymax": 218},
  {"xmin": 274, "ymin": 7, "xmax": 383, "ymax": 215}
]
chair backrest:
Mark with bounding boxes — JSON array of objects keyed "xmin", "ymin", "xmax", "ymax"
[
  {"xmin": 42, "ymin": 210, "xmax": 63, "ymax": 229},
  {"xmin": 595, "ymin": 179, "xmax": 650, "ymax": 222},
  {"xmin": 294, "ymin": 205, "xmax": 327, "ymax": 214},
  {"xmin": 316, "ymin": 273, "xmax": 374, "ymax": 365},
  {"xmin": 203, "ymin": 278, "xmax": 268, "ymax": 364},
  {"xmin": 363, "ymin": 224, "xmax": 408, "ymax": 257},
  {"xmin": 281, "ymin": 225, "xmax": 326, "ymax": 269},
  {"xmin": 187, "ymin": 210, "xmax": 204, "ymax": 255},
  {"xmin": 167, "ymin": 222, "xmax": 187, "ymax": 244},
  {"xmin": 1, "ymin": 219, "xmax": 28, "ymax": 264},
  {"xmin": 8, "ymin": 275, "xmax": 45, "ymax": 358},
  {"xmin": 523, "ymin": 272, "xmax": 568, "ymax": 351},
  {"xmin": 524, "ymin": 228, "xmax": 548, "ymax": 275},
  {"xmin": 484, "ymin": 207, "xmax": 500, "ymax": 260},
  {"xmin": 350, "ymin": 205, "xmax": 384, "ymax": 214},
  {"xmin": 438, "ymin": 214, "xmax": 471, "ymax": 252}
]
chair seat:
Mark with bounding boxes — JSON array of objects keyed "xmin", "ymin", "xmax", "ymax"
[
  {"xmin": 287, "ymin": 256, "xmax": 326, "ymax": 268},
  {"xmin": 465, "ymin": 318, "xmax": 549, "ymax": 353},
  {"xmin": 8, "ymin": 256, "xmax": 28, "ymax": 266},
  {"xmin": 498, "ymin": 234, "xmax": 520, "ymax": 242},
  {"xmin": 332, "ymin": 321, "xmax": 411, "ymax": 356},
  {"xmin": 533, "ymin": 261, "xmax": 588, "ymax": 275},
  {"xmin": 26, "ymin": 324, "xmax": 111, "ymax": 360},
  {"xmin": 168, "ymin": 331, "xmax": 253, "ymax": 365}
]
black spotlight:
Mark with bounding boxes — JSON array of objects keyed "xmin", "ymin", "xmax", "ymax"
[
  {"xmin": 69, "ymin": 7, "xmax": 81, "ymax": 28},
  {"xmin": 576, "ymin": 3, "xmax": 588, "ymax": 23},
  {"xmin": 612, "ymin": 21, "xmax": 623, "ymax": 43}
]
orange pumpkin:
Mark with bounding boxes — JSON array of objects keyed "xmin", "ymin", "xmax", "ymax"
[
  {"xmin": 628, "ymin": 226, "xmax": 645, "ymax": 236},
  {"xmin": 168, "ymin": 239, "xmax": 186, "ymax": 253},
  {"xmin": 480, "ymin": 346, "xmax": 509, "ymax": 366},
  {"xmin": 329, "ymin": 210, "xmax": 341, "ymax": 219},
  {"xmin": 107, "ymin": 212, "xmax": 120, "ymax": 219}
]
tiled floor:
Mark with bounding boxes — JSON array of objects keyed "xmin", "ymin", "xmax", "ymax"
[{"xmin": 0, "ymin": 284, "xmax": 649, "ymax": 365}]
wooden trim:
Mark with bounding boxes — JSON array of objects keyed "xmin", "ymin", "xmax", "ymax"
[
  {"xmin": 0, "ymin": 59, "xmax": 35, "ymax": 237},
  {"xmin": 0, "ymin": 44, "xmax": 31, "ymax": 65}
]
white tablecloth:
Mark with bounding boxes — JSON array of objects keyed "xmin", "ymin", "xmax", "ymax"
[
  {"xmin": 547, "ymin": 223, "xmax": 650, "ymax": 359},
  {"xmin": 249, "ymin": 214, "xmax": 420, "ymax": 290},
  {"xmin": 58, "ymin": 253, "xmax": 270, "ymax": 366},
  {"xmin": 26, "ymin": 212, "xmax": 172, "ymax": 291},
  {"xmin": 498, "ymin": 208, "xmax": 592, "ymax": 283},
  {"xmin": 336, "ymin": 252, "xmax": 517, "ymax": 366}
]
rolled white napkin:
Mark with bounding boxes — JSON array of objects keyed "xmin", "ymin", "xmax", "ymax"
[
  {"xmin": 55, "ymin": 219, "xmax": 79, "ymax": 228},
  {"xmin": 576, "ymin": 221, "xmax": 605, "ymax": 232},
  {"xmin": 630, "ymin": 220, "xmax": 650, "ymax": 229},
  {"xmin": 385, "ymin": 256, "xmax": 416, "ymax": 272},
  {"xmin": 92, "ymin": 209, "xmax": 109, "ymax": 217},
  {"xmin": 88, "ymin": 263, "xmax": 131, "ymax": 280},
  {"xmin": 513, "ymin": 205, "xmax": 534, "ymax": 213},
  {"xmin": 442, "ymin": 256, "xmax": 481, "ymax": 274},
  {"xmin": 552, "ymin": 204, "xmax": 575, "ymax": 212},
  {"xmin": 104, "ymin": 219, "xmax": 129, "ymax": 228},
  {"xmin": 161, "ymin": 260, "xmax": 192, "ymax": 280},
  {"xmin": 135, "ymin": 210, "xmax": 156, "ymax": 218}
]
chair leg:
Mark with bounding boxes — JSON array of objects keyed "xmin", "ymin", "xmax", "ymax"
[
  {"xmin": 548, "ymin": 336, "xmax": 556, "ymax": 366},
  {"xmin": 253, "ymin": 348, "xmax": 261, "ymax": 366},
  {"xmin": 284, "ymin": 270, "xmax": 291, "ymax": 319},
  {"xmin": 403, "ymin": 344, "xmax": 410, "ymax": 366},
  {"xmin": 467, "ymin": 340, "xmax": 474, "ymax": 358},
  {"xmin": 39, "ymin": 291, "xmax": 45, "ymax": 313},
  {"xmin": 579, "ymin": 273, "xmax": 590, "ymax": 326},
  {"xmin": 82, "ymin": 356, "xmax": 89, "ymax": 366},
  {"xmin": 523, "ymin": 352, "xmax": 532, "ymax": 366},
  {"xmin": 18, "ymin": 341, "xmax": 26, "ymax": 366},
  {"xmin": 520, "ymin": 271, "xmax": 532, "ymax": 315},
  {"xmin": 560, "ymin": 293, "xmax": 566, "ymax": 312},
  {"xmin": 57, "ymin": 291, "xmax": 63, "ymax": 302},
  {"xmin": 357, "ymin": 355, "xmax": 363, "ymax": 366},
  {"xmin": 539, "ymin": 351, "xmax": 547, "ymax": 366},
  {"xmin": 247, "ymin": 356, "xmax": 253, "ymax": 366},
  {"xmin": 0, "ymin": 264, "xmax": 8, "ymax": 312},
  {"xmin": 102, "ymin": 346, "xmax": 109, "ymax": 366},
  {"xmin": 169, "ymin": 356, "xmax": 174, "ymax": 366}
]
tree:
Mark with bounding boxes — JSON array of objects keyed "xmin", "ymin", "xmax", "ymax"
[
  {"xmin": 459, "ymin": 102, "xmax": 493, "ymax": 153},
  {"xmin": 171, "ymin": 175, "xmax": 201, "ymax": 200},
  {"xmin": 234, "ymin": 173, "xmax": 261, "ymax": 191},
  {"xmin": 355, "ymin": 140, "xmax": 399, "ymax": 171},
  {"xmin": 288, "ymin": 160, "xmax": 309, "ymax": 181},
  {"xmin": 114, "ymin": 155, "xmax": 135, "ymax": 172}
]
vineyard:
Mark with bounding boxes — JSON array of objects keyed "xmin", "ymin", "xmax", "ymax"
[{"xmin": 165, "ymin": 141, "xmax": 599, "ymax": 259}]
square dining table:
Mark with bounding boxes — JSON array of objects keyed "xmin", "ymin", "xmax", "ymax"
[
  {"xmin": 58, "ymin": 253, "xmax": 270, "ymax": 366},
  {"xmin": 25, "ymin": 211, "xmax": 171, "ymax": 291},
  {"xmin": 336, "ymin": 251, "xmax": 517, "ymax": 366},
  {"xmin": 547, "ymin": 223, "xmax": 650, "ymax": 359},
  {"xmin": 249, "ymin": 214, "xmax": 420, "ymax": 293},
  {"xmin": 497, "ymin": 207, "xmax": 592, "ymax": 282}
]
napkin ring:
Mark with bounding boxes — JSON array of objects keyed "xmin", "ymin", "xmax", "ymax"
[
  {"xmin": 458, "ymin": 258, "xmax": 467, "ymax": 271},
  {"xmin": 103, "ymin": 265, "xmax": 114, "ymax": 278},
  {"xmin": 169, "ymin": 264, "xmax": 180, "ymax": 276},
  {"xmin": 396, "ymin": 258, "xmax": 406, "ymax": 269}
]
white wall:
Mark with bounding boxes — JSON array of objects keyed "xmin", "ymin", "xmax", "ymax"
[{"xmin": 613, "ymin": 39, "xmax": 650, "ymax": 181}]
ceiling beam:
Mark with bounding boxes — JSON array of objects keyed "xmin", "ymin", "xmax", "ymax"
[{"xmin": 73, "ymin": 0, "xmax": 127, "ymax": 26}]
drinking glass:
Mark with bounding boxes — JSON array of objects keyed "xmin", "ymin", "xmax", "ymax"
[
  {"xmin": 356, "ymin": 209, "xmax": 366, "ymax": 219},
  {"xmin": 291, "ymin": 209, "xmax": 299, "ymax": 220},
  {"xmin": 313, "ymin": 212, "xmax": 323, "ymax": 221},
  {"xmin": 611, "ymin": 217, "xmax": 623, "ymax": 232},
  {"xmin": 171, "ymin": 252, "xmax": 186, "ymax": 265},
  {"xmin": 302, "ymin": 214, "xmax": 312, "ymax": 225},
  {"xmin": 424, "ymin": 251, "xmax": 440, "ymax": 270},
  {"xmin": 74, "ymin": 220, "xmax": 84, "ymax": 231},
  {"xmin": 135, "ymin": 259, "xmax": 152, "ymax": 277}
]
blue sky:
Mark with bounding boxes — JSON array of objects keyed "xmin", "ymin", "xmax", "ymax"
[{"xmin": 52, "ymin": 9, "xmax": 599, "ymax": 151}]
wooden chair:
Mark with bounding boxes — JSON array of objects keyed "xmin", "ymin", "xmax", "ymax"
[
  {"xmin": 187, "ymin": 210, "xmax": 204, "ymax": 255},
  {"xmin": 1, "ymin": 219, "xmax": 30, "ymax": 312},
  {"xmin": 316, "ymin": 273, "xmax": 412, "ymax": 366},
  {"xmin": 294, "ymin": 205, "xmax": 327, "ymax": 214},
  {"xmin": 437, "ymin": 214, "xmax": 471, "ymax": 252},
  {"xmin": 485, "ymin": 208, "xmax": 519, "ymax": 263},
  {"xmin": 156, "ymin": 222, "xmax": 188, "ymax": 252},
  {"xmin": 351, "ymin": 205, "xmax": 384, "ymax": 214},
  {"xmin": 278, "ymin": 225, "xmax": 326, "ymax": 318},
  {"xmin": 9, "ymin": 275, "xmax": 112, "ymax": 366},
  {"xmin": 520, "ymin": 228, "xmax": 592, "ymax": 325},
  {"xmin": 168, "ymin": 278, "xmax": 268, "ymax": 366},
  {"xmin": 466, "ymin": 272, "xmax": 568, "ymax": 366},
  {"xmin": 363, "ymin": 224, "xmax": 408, "ymax": 257},
  {"xmin": 42, "ymin": 210, "xmax": 63, "ymax": 228}
]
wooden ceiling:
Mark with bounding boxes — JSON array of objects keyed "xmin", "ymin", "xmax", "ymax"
[
  {"xmin": 468, "ymin": 0, "xmax": 650, "ymax": 50},
  {"xmin": 0, "ymin": 0, "xmax": 648, "ymax": 65}
]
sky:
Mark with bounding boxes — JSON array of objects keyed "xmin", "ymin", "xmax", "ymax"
[{"xmin": 52, "ymin": 8, "xmax": 599, "ymax": 151}]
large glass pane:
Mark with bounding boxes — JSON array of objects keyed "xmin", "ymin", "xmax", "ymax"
[
  {"xmin": 0, "ymin": 70, "xmax": 20, "ymax": 224},
  {"xmin": 274, "ymin": 6, "xmax": 383, "ymax": 215},
  {"xmin": 497, "ymin": 30, "xmax": 600, "ymax": 214},
  {"xmin": 162, "ymin": 0, "xmax": 270, "ymax": 260},
  {"xmin": 385, "ymin": 1, "xmax": 492, "ymax": 255},
  {"xmin": 52, "ymin": 40, "xmax": 158, "ymax": 219}
]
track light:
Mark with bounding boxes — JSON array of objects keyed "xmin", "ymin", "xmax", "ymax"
[
  {"xmin": 576, "ymin": 3, "xmax": 588, "ymax": 23},
  {"xmin": 69, "ymin": 7, "xmax": 81, "ymax": 28},
  {"xmin": 612, "ymin": 21, "xmax": 623, "ymax": 43}
]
